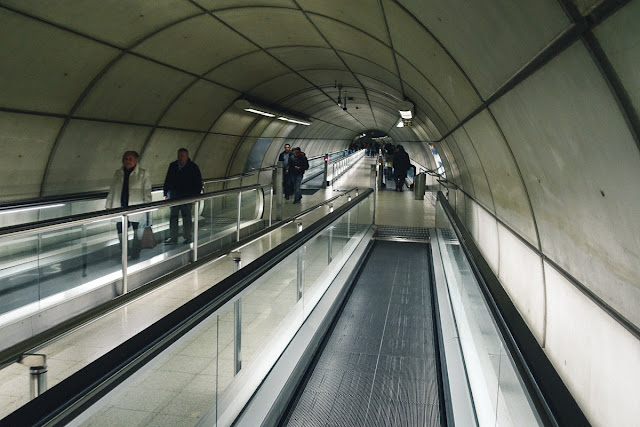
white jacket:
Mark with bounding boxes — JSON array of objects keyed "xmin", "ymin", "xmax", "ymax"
[{"xmin": 106, "ymin": 165, "xmax": 152, "ymax": 223}]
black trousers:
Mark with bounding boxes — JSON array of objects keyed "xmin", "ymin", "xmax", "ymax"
[
  {"xmin": 170, "ymin": 203, "xmax": 193, "ymax": 240},
  {"xmin": 116, "ymin": 221, "xmax": 140, "ymax": 256}
]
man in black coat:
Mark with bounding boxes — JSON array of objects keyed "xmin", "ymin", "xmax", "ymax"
[
  {"xmin": 163, "ymin": 148, "xmax": 203, "ymax": 244},
  {"xmin": 392, "ymin": 145, "xmax": 410, "ymax": 191},
  {"xmin": 290, "ymin": 147, "xmax": 309, "ymax": 204},
  {"xmin": 278, "ymin": 143, "xmax": 294, "ymax": 199}
]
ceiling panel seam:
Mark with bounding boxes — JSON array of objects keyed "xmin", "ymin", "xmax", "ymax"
[
  {"xmin": 554, "ymin": 0, "xmax": 640, "ymax": 154},
  {"xmin": 377, "ymin": 0, "xmax": 406, "ymax": 99},
  {"xmin": 295, "ymin": 5, "xmax": 385, "ymax": 130},
  {"xmin": 187, "ymin": 1, "xmax": 365, "ymax": 134}
]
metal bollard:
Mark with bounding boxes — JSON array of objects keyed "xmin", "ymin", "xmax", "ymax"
[
  {"xmin": 415, "ymin": 172, "xmax": 426, "ymax": 200},
  {"xmin": 20, "ymin": 354, "xmax": 47, "ymax": 399},
  {"xmin": 328, "ymin": 226, "xmax": 333, "ymax": 264}
]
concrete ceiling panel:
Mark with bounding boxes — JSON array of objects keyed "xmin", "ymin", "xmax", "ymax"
[
  {"xmin": 355, "ymin": 75, "xmax": 403, "ymax": 99},
  {"xmin": 160, "ymin": 81, "xmax": 239, "ymax": 131},
  {"xmin": 594, "ymin": 2, "xmax": 640, "ymax": 118},
  {"xmin": 309, "ymin": 15, "xmax": 396, "ymax": 73},
  {"xmin": 464, "ymin": 109, "xmax": 538, "ymax": 244},
  {"xmin": 43, "ymin": 120, "xmax": 151, "ymax": 195},
  {"xmin": 141, "ymin": 129, "xmax": 205, "ymax": 183},
  {"xmin": 214, "ymin": 8, "xmax": 328, "ymax": 49},
  {"xmin": 249, "ymin": 73, "xmax": 314, "ymax": 103},
  {"xmin": 267, "ymin": 46, "xmax": 345, "ymax": 71},
  {"xmin": 342, "ymin": 53, "xmax": 401, "ymax": 89},
  {"xmin": 571, "ymin": 0, "xmax": 605, "ymax": 14},
  {"xmin": 298, "ymin": 0, "xmax": 390, "ymax": 44},
  {"xmin": 395, "ymin": 0, "xmax": 569, "ymax": 99},
  {"xmin": 133, "ymin": 14, "xmax": 258, "ymax": 75},
  {"xmin": 0, "ymin": 112, "xmax": 63, "ymax": 201},
  {"xmin": 195, "ymin": 134, "xmax": 240, "ymax": 178},
  {"xmin": 206, "ymin": 51, "xmax": 289, "ymax": 92},
  {"xmin": 397, "ymin": 58, "xmax": 456, "ymax": 130},
  {"xmin": 258, "ymin": 120, "xmax": 288, "ymax": 138},
  {"xmin": 0, "ymin": 9, "xmax": 119, "ymax": 114},
  {"xmin": 299, "ymin": 70, "xmax": 360, "ymax": 90},
  {"xmin": 75, "ymin": 54, "xmax": 195, "ymax": 124},
  {"xmin": 491, "ymin": 42, "xmax": 640, "ymax": 327},
  {"xmin": 385, "ymin": 1, "xmax": 480, "ymax": 119},
  {"xmin": 196, "ymin": 0, "xmax": 296, "ymax": 10},
  {"xmin": 0, "ymin": 0, "xmax": 203, "ymax": 47},
  {"xmin": 449, "ymin": 127, "xmax": 493, "ymax": 211},
  {"xmin": 210, "ymin": 109, "xmax": 256, "ymax": 135}
]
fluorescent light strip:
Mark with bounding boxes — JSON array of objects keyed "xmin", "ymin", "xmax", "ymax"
[
  {"xmin": 245, "ymin": 108, "xmax": 276, "ymax": 117},
  {"xmin": 0, "ymin": 203, "xmax": 65, "ymax": 215},
  {"xmin": 278, "ymin": 116, "xmax": 311, "ymax": 126}
]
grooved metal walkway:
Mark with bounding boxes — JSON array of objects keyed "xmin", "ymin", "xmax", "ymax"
[{"xmin": 282, "ymin": 240, "xmax": 444, "ymax": 426}]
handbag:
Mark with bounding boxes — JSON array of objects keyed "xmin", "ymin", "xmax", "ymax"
[{"xmin": 141, "ymin": 226, "xmax": 157, "ymax": 249}]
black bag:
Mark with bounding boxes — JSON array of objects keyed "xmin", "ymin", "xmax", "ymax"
[{"xmin": 141, "ymin": 226, "xmax": 157, "ymax": 249}]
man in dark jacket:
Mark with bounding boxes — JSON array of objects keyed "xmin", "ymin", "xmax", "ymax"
[
  {"xmin": 290, "ymin": 147, "xmax": 309, "ymax": 204},
  {"xmin": 278, "ymin": 144, "xmax": 294, "ymax": 199},
  {"xmin": 163, "ymin": 148, "xmax": 203, "ymax": 244},
  {"xmin": 392, "ymin": 145, "xmax": 410, "ymax": 191}
]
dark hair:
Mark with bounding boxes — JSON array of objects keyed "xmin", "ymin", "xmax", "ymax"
[
  {"xmin": 122, "ymin": 151, "xmax": 139, "ymax": 160},
  {"xmin": 293, "ymin": 147, "xmax": 301, "ymax": 151},
  {"xmin": 178, "ymin": 148, "xmax": 189, "ymax": 154}
]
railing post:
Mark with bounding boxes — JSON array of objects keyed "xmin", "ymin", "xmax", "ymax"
[
  {"xmin": 121, "ymin": 214, "xmax": 128, "ymax": 295},
  {"xmin": 269, "ymin": 186, "xmax": 273, "ymax": 227},
  {"xmin": 296, "ymin": 222, "xmax": 303, "ymax": 301},
  {"xmin": 193, "ymin": 200, "xmax": 199, "ymax": 261},
  {"xmin": 328, "ymin": 226, "xmax": 333, "ymax": 264},
  {"xmin": 323, "ymin": 154, "xmax": 329, "ymax": 188},
  {"xmin": 236, "ymin": 191, "xmax": 242, "ymax": 242},
  {"xmin": 232, "ymin": 251, "xmax": 242, "ymax": 374},
  {"xmin": 274, "ymin": 161, "xmax": 283, "ymax": 221}
]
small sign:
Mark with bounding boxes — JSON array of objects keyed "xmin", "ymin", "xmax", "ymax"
[{"xmin": 402, "ymin": 119, "xmax": 413, "ymax": 127}]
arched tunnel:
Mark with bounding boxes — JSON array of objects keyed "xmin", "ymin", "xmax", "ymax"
[{"xmin": 0, "ymin": 1, "xmax": 639, "ymax": 425}]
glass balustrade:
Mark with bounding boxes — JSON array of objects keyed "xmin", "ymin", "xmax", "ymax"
[
  {"xmin": 70, "ymin": 191, "xmax": 374, "ymax": 427},
  {"xmin": 434, "ymin": 199, "xmax": 544, "ymax": 427}
]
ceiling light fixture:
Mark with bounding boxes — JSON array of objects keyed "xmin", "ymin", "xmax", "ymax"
[
  {"xmin": 397, "ymin": 101, "xmax": 414, "ymax": 120},
  {"xmin": 396, "ymin": 118, "xmax": 404, "ymax": 128},
  {"xmin": 234, "ymin": 99, "xmax": 311, "ymax": 125}
]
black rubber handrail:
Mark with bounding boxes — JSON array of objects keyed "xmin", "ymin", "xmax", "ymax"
[
  {"xmin": 436, "ymin": 191, "xmax": 590, "ymax": 427},
  {"xmin": 0, "ymin": 189, "xmax": 373, "ymax": 427}
]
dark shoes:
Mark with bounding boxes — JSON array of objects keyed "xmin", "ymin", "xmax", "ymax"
[
  {"xmin": 285, "ymin": 195, "xmax": 290, "ymax": 200},
  {"xmin": 293, "ymin": 199, "xmax": 300, "ymax": 204},
  {"xmin": 184, "ymin": 238, "xmax": 192, "ymax": 244}
]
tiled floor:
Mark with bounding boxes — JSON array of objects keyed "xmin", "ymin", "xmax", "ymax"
[{"xmin": 0, "ymin": 156, "xmax": 438, "ymax": 423}]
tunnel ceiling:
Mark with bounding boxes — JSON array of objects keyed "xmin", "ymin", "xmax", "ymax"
[{"xmin": 0, "ymin": 0, "xmax": 576, "ymax": 145}]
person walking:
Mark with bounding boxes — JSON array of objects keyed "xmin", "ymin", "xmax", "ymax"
[
  {"xmin": 163, "ymin": 148, "xmax": 203, "ymax": 244},
  {"xmin": 290, "ymin": 147, "xmax": 309, "ymax": 204},
  {"xmin": 392, "ymin": 145, "xmax": 410, "ymax": 191},
  {"xmin": 278, "ymin": 143, "xmax": 294, "ymax": 200},
  {"xmin": 106, "ymin": 151, "xmax": 152, "ymax": 259}
]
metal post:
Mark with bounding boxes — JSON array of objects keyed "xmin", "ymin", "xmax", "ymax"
[
  {"xmin": 415, "ymin": 172, "xmax": 426, "ymax": 200},
  {"xmin": 269, "ymin": 186, "xmax": 273, "ymax": 226},
  {"xmin": 328, "ymin": 226, "xmax": 333, "ymax": 264},
  {"xmin": 274, "ymin": 161, "xmax": 283, "ymax": 220},
  {"xmin": 236, "ymin": 191, "xmax": 242, "ymax": 242},
  {"xmin": 323, "ymin": 153, "xmax": 329, "ymax": 188},
  {"xmin": 347, "ymin": 211, "xmax": 351, "ymax": 237},
  {"xmin": 296, "ymin": 222, "xmax": 303, "ymax": 301},
  {"xmin": 232, "ymin": 251, "xmax": 242, "ymax": 374},
  {"xmin": 121, "ymin": 214, "xmax": 128, "ymax": 295},
  {"xmin": 19, "ymin": 354, "xmax": 47, "ymax": 399},
  {"xmin": 370, "ymin": 164, "xmax": 377, "ymax": 189},
  {"xmin": 193, "ymin": 201, "xmax": 199, "ymax": 261},
  {"xmin": 377, "ymin": 155, "xmax": 384, "ymax": 189}
]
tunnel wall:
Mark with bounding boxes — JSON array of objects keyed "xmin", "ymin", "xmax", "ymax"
[{"xmin": 445, "ymin": 4, "xmax": 640, "ymax": 426}]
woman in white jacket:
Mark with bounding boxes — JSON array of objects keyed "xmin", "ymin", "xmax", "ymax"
[{"xmin": 106, "ymin": 151, "xmax": 152, "ymax": 259}]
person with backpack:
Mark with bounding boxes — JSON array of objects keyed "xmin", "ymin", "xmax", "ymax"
[{"xmin": 290, "ymin": 147, "xmax": 309, "ymax": 204}]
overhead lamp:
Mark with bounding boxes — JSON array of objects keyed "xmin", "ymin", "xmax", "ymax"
[
  {"xmin": 234, "ymin": 99, "xmax": 311, "ymax": 126},
  {"xmin": 396, "ymin": 118, "xmax": 404, "ymax": 128},
  {"xmin": 397, "ymin": 101, "xmax": 414, "ymax": 120},
  {"xmin": 278, "ymin": 116, "xmax": 311, "ymax": 126}
]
